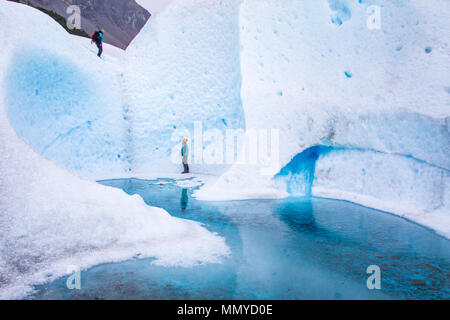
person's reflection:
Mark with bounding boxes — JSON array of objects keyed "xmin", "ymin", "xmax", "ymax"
[
  {"xmin": 125, "ymin": 178, "xmax": 134, "ymax": 195},
  {"xmin": 180, "ymin": 188, "xmax": 189, "ymax": 211}
]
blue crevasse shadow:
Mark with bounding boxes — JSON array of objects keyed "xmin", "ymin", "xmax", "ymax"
[{"xmin": 275, "ymin": 145, "xmax": 333, "ymax": 197}]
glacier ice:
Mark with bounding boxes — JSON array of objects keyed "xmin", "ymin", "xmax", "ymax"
[
  {"xmin": 0, "ymin": 1, "xmax": 229, "ymax": 299},
  {"xmin": 275, "ymin": 145, "xmax": 449, "ymax": 227},
  {"xmin": 5, "ymin": 47, "xmax": 125, "ymax": 176},
  {"xmin": 123, "ymin": 0, "xmax": 245, "ymax": 175},
  {"xmin": 195, "ymin": 0, "xmax": 450, "ymax": 236},
  {"xmin": 276, "ymin": 146, "xmax": 330, "ymax": 197},
  {"xmin": 0, "ymin": 0, "xmax": 449, "ymax": 299}
]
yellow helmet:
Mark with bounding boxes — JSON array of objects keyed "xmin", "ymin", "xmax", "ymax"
[
  {"xmin": 100, "ymin": 29, "xmax": 105, "ymax": 33},
  {"xmin": 183, "ymin": 138, "xmax": 188, "ymax": 143}
]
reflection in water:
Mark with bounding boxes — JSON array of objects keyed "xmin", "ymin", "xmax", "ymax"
[
  {"xmin": 275, "ymin": 198, "xmax": 318, "ymax": 233},
  {"xmin": 180, "ymin": 188, "xmax": 189, "ymax": 211},
  {"xmin": 32, "ymin": 178, "xmax": 450, "ymax": 300}
]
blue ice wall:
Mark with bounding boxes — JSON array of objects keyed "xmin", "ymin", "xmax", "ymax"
[
  {"xmin": 276, "ymin": 143, "xmax": 448, "ymax": 216},
  {"xmin": 5, "ymin": 48, "xmax": 125, "ymax": 175},
  {"xmin": 276, "ymin": 146, "xmax": 332, "ymax": 197}
]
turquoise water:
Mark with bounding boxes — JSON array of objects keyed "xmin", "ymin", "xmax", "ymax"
[{"xmin": 32, "ymin": 178, "xmax": 449, "ymax": 300}]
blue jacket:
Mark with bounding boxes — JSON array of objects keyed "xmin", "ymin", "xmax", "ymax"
[{"xmin": 181, "ymin": 143, "xmax": 189, "ymax": 157}]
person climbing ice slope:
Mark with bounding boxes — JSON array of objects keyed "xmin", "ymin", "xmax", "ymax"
[{"xmin": 91, "ymin": 29, "xmax": 104, "ymax": 58}]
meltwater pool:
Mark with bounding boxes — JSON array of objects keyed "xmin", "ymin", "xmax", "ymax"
[{"xmin": 32, "ymin": 178, "xmax": 449, "ymax": 300}]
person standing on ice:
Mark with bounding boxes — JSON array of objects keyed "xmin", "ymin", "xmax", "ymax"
[
  {"xmin": 91, "ymin": 29, "xmax": 105, "ymax": 58},
  {"xmin": 181, "ymin": 138, "xmax": 189, "ymax": 174}
]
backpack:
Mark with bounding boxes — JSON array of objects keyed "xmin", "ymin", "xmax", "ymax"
[{"xmin": 92, "ymin": 31, "xmax": 101, "ymax": 44}]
